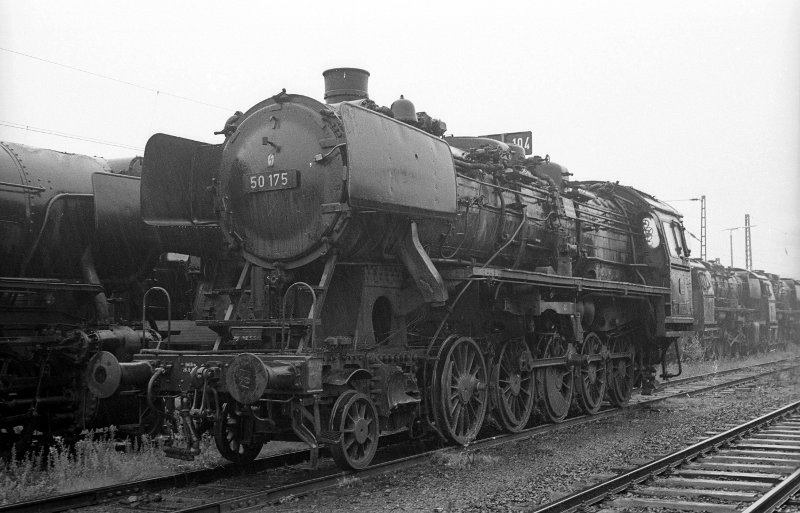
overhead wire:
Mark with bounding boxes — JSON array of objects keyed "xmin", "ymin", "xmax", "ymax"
[
  {"xmin": 0, "ymin": 47, "xmax": 237, "ymax": 151},
  {"xmin": 0, "ymin": 47, "xmax": 235, "ymax": 112},
  {"xmin": 0, "ymin": 121, "xmax": 144, "ymax": 151}
]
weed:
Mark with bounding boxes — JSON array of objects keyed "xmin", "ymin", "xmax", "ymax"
[
  {"xmin": 336, "ymin": 475, "xmax": 363, "ymax": 488},
  {"xmin": 680, "ymin": 333, "xmax": 707, "ymax": 363},
  {"xmin": 0, "ymin": 429, "xmax": 220, "ymax": 504},
  {"xmin": 433, "ymin": 450, "xmax": 499, "ymax": 469}
]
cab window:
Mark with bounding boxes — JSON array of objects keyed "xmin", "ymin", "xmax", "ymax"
[
  {"xmin": 660, "ymin": 218, "xmax": 689, "ymax": 257},
  {"xmin": 700, "ymin": 271, "xmax": 712, "ymax": 291},
  {"xmin": 662, "ymin": 220, "xmax": 681, "ymax": 256}
]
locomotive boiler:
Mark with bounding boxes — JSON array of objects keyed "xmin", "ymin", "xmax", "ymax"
[
  {"xmin": 89, "ymin": 69, "xmax": 695, "ymax": 469},
  {"xmin": 0, "ymin": 142, "xmax": 173, "ymax": 455}
]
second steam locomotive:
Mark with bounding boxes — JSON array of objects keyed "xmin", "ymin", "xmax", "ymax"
[{"xmin": 0, "ymin": 142, "xmax": 163, "ymax": 453}]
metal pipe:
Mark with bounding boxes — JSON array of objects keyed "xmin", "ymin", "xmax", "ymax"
[
  {"xmin": 80, "ymin": 246, "xmax": 111, "ymax": 323},
  {"xmin": 0, "ymin": 180, "xmax": 45, "ymax": 192},
  {"xmin": 457, "ymin": 173, "xmax": 550, "ymax": 202},
  {"xmin": 19, "ymin": 193, "xmax": 93, "ymax": 276}
]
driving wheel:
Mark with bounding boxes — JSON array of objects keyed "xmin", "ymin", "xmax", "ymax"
[
  {"xmin": 606, "ymin": 335, "xmax": 634, "ymax": 407},
  {"xmin": 575, "ymin": 332, "xmax": 607, "ymax": 415},
  {"xmin": 491, "ymin": 338, "xmax": 535, "ymax": 432},
  {"xmin": 434, "ymin": 336, "xmax": 488, "ymax": 444},
  {"xmin": 539, "ymin": 332, "xmax": 574, "ymax": 422}
]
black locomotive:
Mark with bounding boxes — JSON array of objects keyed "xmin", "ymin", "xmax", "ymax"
[
  {"xmin": 0, "ymin": 142, "xmax": 200, "ymax": 455},
  {"xmin": 85, "ymin": 69, "xmax": 705, "ymax": 469}
]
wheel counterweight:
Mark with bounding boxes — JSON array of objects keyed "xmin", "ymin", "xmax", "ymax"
[{"xmin": 539, "ymin": 332, "xmax": 574, "ymax": 422}]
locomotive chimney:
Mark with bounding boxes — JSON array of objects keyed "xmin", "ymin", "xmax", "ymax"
[{"xmin": 323, "ymin": 68, "xmax": 369, "ymax": 104}]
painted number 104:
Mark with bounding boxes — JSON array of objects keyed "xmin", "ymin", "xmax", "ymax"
[{"xmin": 510, "ymin": 136, "xmax": 531, "ymax": 151}]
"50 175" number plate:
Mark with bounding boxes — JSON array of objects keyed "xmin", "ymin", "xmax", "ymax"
[{"xmin": 244, "ymin": 170, "xmax": 298, "ymax": 193}]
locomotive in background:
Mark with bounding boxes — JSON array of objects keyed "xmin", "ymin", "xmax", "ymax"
[
  {"xmin": 691, "ymin": 258, "xmax": 799, "ymax": 357},
  {"xmin": 88, "ymin": 68, "xmax": 701, "ymax": 469},
  {"xmin": 0, "ymin": 142, "xmax": 204, "ymax": 455}
]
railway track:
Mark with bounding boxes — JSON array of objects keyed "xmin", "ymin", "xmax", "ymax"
[
  {"xmin": 2, "ymin": 357, "xmax": 799, "ymax": 513},
  {"xmin": 532, "ymin": 400, "xmax": 800, "ymax": 512}
]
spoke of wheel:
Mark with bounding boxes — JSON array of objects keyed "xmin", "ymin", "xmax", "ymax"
[
  {"xmin": 451, "ymin": 400, "xmax": 462, "ymax": 420},
  {"xmin": 456, "ymin": 345, "xmax": 466, "ymax": 375}
]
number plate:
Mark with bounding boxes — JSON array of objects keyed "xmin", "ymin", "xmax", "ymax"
[
  {"xmin": 481, "ymin": 131, "xmax": 533, "ymax": 155},
  {"xmin": 244, "ymin": 170, "xmax": 299, "ymax": 193}
]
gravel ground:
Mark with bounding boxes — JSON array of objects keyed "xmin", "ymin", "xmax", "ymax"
[{"xmin": 260, "ymin": 366, "xmax": 800, "ymax": 513}]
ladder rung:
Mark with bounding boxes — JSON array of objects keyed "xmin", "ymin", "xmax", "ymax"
[{"xmin": 203, "ymin": 287, "xmax": 248, "ymax": 296}]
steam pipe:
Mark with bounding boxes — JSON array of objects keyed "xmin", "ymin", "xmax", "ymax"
[
  {"xmin": 80, "ymin": 246, "xmax": 111, "ymax": 323},
  {"xmin": 19, "ymin": 193, "xmax": 93, "ymax": 276}
]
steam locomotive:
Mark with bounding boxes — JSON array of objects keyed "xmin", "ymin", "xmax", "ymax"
[
  {"xmin": 84, "ymin": 68, "xmax": 706, "ymax": 470},
  {"xmin": 0, "ymin": 142, "xmax": 202, "ymax": 455}
]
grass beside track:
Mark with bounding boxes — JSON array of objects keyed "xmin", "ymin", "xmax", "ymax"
[
  {"xmin": 0, "ymin": 429, "xmax": 222, "ymax": 504},
  {"xmin": 2, "ymin": 343, "xmax": 798, "ymax": 505}
]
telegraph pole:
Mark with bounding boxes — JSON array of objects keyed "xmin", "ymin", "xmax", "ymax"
[
  {"xmin": 722, "ymin": 220, "xmax": 757, "ymax": 268},
  {"xmin": 723, "ymin": 227, "xmax": 739, "ymax": 267}
]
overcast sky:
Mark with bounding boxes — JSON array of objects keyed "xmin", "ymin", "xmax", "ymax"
[{"xmin": 1, "ymin": 0, "xmax": 798, "ymax": 277}]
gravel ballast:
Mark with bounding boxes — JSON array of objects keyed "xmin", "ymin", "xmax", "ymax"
[{"xmin": 262, "ymin": 367, "xmax": 800, "ymax": 512}]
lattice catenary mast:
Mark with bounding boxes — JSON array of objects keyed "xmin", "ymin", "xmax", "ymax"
[{"xmin": 745, "ymin": 213, "xmax": 752, "ymax": 270}]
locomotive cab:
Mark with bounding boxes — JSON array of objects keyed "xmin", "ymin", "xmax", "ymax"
[
  {"xmin": 690, "ymin": 260, "xmax": 716, "ymax": 334},
  {"xmin": 657, "ymin": 213, "xmax": 693, "ymax": 331}
]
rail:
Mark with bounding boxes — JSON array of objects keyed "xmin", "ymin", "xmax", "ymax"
[{"xmin": 532, "ymin": 399, "xmax": 800, "ymax": 512}]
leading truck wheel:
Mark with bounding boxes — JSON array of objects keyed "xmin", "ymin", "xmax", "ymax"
[
  {"xmin": 434, "ymin": 336, "xmax": 488, "ymax": 444},
  {"xmin": 329, "ymin": 391, "xmax": 379, "ymax": 470},
  {"xmin": 491, "ymin": 338, "xmax": 535, "ymax": 432},
  {"xmin": 213, "ymin": 402, "xmax": 264, "ymax": 464}
]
